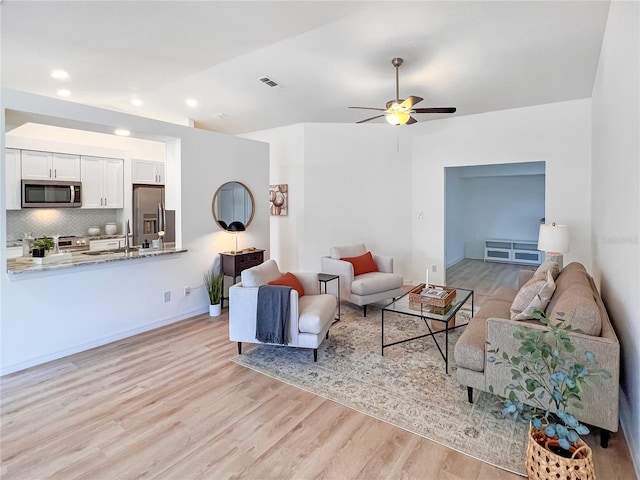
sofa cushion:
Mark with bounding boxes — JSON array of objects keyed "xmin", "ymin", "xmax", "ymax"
[
  {"xmin": 351, "ymin": 271, "xmax": 403, "ymax": 296},
  {"xmin": 341, "ymin": 251, "xmax": 379, "ymax": 276},
  {"xmin": 269, "ymin": 272, "xmax": 305, "ymax": 297},
  {"xmin": 535, "ymin": 260, "xmax": 560, "ymax": 279},
  {"xmin": 474, "ymin": 299, "xmax": 512, "ymax": 321},
  {"xmin": 454, "ymin": 317, "xmax": 488, "ymax": 372},
  {"xmin": 510, "ymin": 270, "xmax": 556, "ymax": 320},
  {"xmin": 298, "ymin": 295, "xmax": 336, "ymax": 334},
  {"xmin": 546, "ymin": 263, "xmax": 591, "ymax": 313},
  {"xmin": 330, "ymin": 244, "xmax": 367, "ymax": 259},
  {"xmin": 548, "ymin": 284, "xmax": 602, "ymax": 336},
  {"xmin": 241, "ymin": 259, "xmax": 281, "ymax": 287}
]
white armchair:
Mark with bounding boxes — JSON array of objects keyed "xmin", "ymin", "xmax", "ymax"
[
  {"xmin": 321, "ymin": 244, "xmax": 403, "ymax": 316},
  {"xmin": 229, "ymin": 259, "xmax": 337, "ymax": 361}
]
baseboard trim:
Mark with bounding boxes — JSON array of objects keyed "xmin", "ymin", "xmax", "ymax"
[
  {"xmin": 0, "ymin": 308, "xmax": 207, "ymax": 376},
  {"xmin": 619, "ymin": 387, "xmax": 640, "ymax": 479}
]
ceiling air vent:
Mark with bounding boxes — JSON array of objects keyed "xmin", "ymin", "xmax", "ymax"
[{"xmin": 259, "ymin": 76, "xmax": 284, "ymax": 89}]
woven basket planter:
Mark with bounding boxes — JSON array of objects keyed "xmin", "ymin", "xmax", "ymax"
[{"xmin": 526, "ymin": 425, "xmax": 595, "ymax": 480}]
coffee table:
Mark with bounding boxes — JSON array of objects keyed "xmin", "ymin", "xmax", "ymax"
[{"xmin": 381, "ymin": 287, "xmax": 473, "ymax": 373}]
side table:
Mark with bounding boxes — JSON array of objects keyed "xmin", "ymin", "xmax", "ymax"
[
  {"xmin": 219, "ymin": 249, "xmax": 264, "ymax": 309},
  {"xmin": 318, "ymin": 273, "xmax": 340, "ymax": 322}
]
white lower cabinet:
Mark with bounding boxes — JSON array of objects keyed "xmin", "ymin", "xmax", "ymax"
[
  {"xmin": 81, "ymin": 156, "xmax": 124, "ymax": 208},
  {"xmin": 7, "ymin": 246, "xmax": 23, "ymax": 259},
  {"xmin": 484, "ymin": 239, "xmax": 542, "ymax": 265},
  {"xmin": 5, "ymin": 148, "xmax": 21, "ymax": 210},
  {"xmin": 89, "ymin": 238, "xmax": 125, "ymax": 251}
]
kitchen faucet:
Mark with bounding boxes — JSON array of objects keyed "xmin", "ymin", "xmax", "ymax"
[{"xmin": 124, "ymin": 219, "xmax": 133, "ymax": 252}]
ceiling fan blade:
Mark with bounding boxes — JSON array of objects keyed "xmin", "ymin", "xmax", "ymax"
[
  {"xmin": 400, "ymin": 96, "xmax": 423, "ymax": 109},
  {"xmin": 349, "ymin": 106, "xmax": 386, "ymax": 111},
  {"xmin": 356, "ymin": 115, "xmax": 385, "ymax": 124},
  {"xmin": 413, "ymin": 107, "xmax": 457, "ymax": 114},
  {"xmin": 406, "ymin": 116, "xmax": 417, "ymax": 125}
]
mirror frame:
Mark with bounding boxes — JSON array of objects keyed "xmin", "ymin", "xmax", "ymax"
[{"xmin": 211, "ymin": 181, "xmax": 256, "ymax": 231}]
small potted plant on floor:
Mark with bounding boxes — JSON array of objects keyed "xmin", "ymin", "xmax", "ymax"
[
  {"xmin": 31, "ymin": 236, "xmax": 54, "ymax": 257},
  {"xmin": 203, "ymin": 268, "xmax": 224, "ymax": 317},
  {"xmin": 488, "ymin": 310, "xmax": 610, "ymax": 479}
]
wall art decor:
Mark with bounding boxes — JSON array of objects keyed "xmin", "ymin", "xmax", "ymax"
[{"xmin": 269, "ymin": 184, "xmax": 288, "ymax": 216}]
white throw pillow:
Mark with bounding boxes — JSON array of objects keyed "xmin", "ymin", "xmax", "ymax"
[
  {"xmin": 535, "ymin": 260, "xmax": 560, "ymax": 280},
  {"xmin": 510, "ymin": 270, "xmax": 556, "ymax": 321}
]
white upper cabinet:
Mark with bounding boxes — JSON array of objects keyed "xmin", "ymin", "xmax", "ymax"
[
  {"xmin": 132, "ymin": 159, "xmax": 164, "ymax": 185},
  {"xmin": 5, "ymin": 148, "xmax": 22, "ymax": 210},
  {"xmin": 81, "ymin": 156, "xmax": 124, "ymax": 209},
  {"xmin": 21, "ymin": 150, "xmax": 81, "ymax": 181}
]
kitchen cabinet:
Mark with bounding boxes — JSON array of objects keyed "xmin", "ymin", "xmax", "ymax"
[
  {"xmin": 21, "ymin": 150, "xmax": 81, "ymax": 181},
  {"xmin": 89, "ymin": 238, "xmax": 125, "ymax": 251},
  {"xmin": 132, "ymin": 159, "xmax": 164, "ymax": 185},
  {"xmin": 81, "ymin": 156, "xmax": 124, "ymax": 208},
  {"xmin": 5, "ymin": 148, "xmax": 21, "ymax": 210}
]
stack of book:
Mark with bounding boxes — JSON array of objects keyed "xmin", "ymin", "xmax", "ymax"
[{"xmin": 421, "ymin": 287, "xmax": 449, "ymax": 299}]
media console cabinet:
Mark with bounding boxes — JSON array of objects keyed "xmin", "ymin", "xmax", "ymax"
[{"xmin": 483, "ymin": 239, "xmax": 542, "ymax": 265}]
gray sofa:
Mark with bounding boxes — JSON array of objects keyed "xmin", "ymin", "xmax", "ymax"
[{"xmin": 454, "ymin": 262, "xmax": 620, "ymax": 447}]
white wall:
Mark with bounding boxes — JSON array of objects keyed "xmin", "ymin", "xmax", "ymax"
[
  {"xmin": 591, "ymin": 1, "xmax": 640, "ymax": 473},
  {"xmin": 241, "ymin": 124, "xmax": 304, "ymax": 273},
  {"xmin": 1, "ymin": 89, "xmax": 269, "ymax": 374},
  {"xmin": 411, "ymin": 99, "xmax": 592, "ymax": 285}
]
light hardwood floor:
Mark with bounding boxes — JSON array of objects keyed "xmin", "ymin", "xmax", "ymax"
[{"xmin": 1, "ymin": 260, "xmax": 636, "ymax": 480}]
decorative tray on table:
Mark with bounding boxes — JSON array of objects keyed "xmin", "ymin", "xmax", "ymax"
[{"xmin": 408, "ymin": 284, "xmax": 456, "ymax": 308}]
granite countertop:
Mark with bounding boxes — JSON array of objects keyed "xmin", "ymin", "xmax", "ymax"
[
  {"xmin": 7, "ymin": 246, "xmax": 187, "ymax": 275},
  {"xmin": 7, "ymin": 234, "xmax": 125, "ymax": 248}
]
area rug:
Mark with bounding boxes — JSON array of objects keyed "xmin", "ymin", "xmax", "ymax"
[{"xmin": 232, "ymin": 302, "xmax": 528, "ymax": 476}]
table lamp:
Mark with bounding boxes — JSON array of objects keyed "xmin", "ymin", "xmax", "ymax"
[
  {"xmin": 538, "ymin": 223, "xmax": 570, "ymax": 269},
  {"xmin": 228, "ymin": 221, "xmax": 245, "ymax": 253}
]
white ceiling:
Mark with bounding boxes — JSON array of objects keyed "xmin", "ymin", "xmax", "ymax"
[{"xmin": 1, "ymin": 1, "xmax": 610, "ymax": 135}]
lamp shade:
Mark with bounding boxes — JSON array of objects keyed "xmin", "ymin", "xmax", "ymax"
[
  {"xmin": 227, "ymin": 221, "xmax": 245, "ymax": 232},
  {"xmin": 538, "ymin": 223, "xmax": 570, "ymax": 253}
]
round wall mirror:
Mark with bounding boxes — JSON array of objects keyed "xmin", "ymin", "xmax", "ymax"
[{"xmin": 212, "ymin": 181, "xmax": 255, "ymax": 231}]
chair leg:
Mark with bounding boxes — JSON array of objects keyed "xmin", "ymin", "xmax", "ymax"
[
  {"xmin": 313, "ymin": 349, "xmax": 318, "ymax": 362},
  {"xmin": 467, "ymin": 386, "xmax": 473, "ymax": 403},
  {"xmin": 600, "ymin": 428, "xmax": 610, "ymax": 448},
  {"xmin": 363, "ymin": 304, "xmax": 367, "ymax": 317},
  {"xmin": 237, "ymin": 342, "xmax": 242, "ymax": 355}
]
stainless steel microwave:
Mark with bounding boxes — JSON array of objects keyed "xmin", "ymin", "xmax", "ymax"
[{"xmin": 22, "ymin": 180, "xmax": 82, "ymax": 208}]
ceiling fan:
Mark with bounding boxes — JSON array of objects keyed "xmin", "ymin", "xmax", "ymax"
[{"xmin": 350, "ymin": 57, "xmax": 456, "ymax": 125}]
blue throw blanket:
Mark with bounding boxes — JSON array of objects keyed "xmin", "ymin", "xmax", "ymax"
[{"xmin": 256, "ymin": 285, "xmax": 291, "ymax": 344}]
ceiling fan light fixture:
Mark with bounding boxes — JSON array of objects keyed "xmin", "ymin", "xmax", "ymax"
[{"xmin": 385, "ymin": 110, "xmax": 410, "ymax": 125}]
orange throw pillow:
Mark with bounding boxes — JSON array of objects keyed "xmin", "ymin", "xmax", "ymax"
[
  {"xmin": 268, "ymin": 272, "xmax": 305, "ymax": 297},
  {"xmin": 341, "ymin": 251, "xmax": 378, "ymax": 276}
]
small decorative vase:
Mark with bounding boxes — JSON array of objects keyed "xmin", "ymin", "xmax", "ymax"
[
  {"xmin": 526, "ymin": 425, "xmax": 595, "ymax": 480},
  {"xmin": 209, "ymin": 303, "xmax": 221, "ymax": 317},
  {"xmin": 32, "ymin": 247, "xmax": 46, "ymax": 258}
]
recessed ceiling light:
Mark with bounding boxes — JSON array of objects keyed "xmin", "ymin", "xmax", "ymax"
[
  {"xmin": 185, "ymin": 98, "xmax": 198, "ymax": 108},
  {"xmin": 114, "ymin": 129, "xmax": 130, "ymax": 136},
  {"xmin": 51, "ymin": 69, "xmax": 69, "ymax": 80},
  {"xmin": 57, "ymin": 89, "xmax": 71, "ymax": 97},
  {"xmin": 131, "ymin": 98, "xmax": 143, "ymax": 107}
]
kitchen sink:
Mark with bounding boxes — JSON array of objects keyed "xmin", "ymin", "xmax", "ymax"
[{"xmin": 82, "ymin": 248, "xmax": 129, "ymax": 256}]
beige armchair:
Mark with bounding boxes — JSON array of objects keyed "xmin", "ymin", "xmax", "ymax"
[
  {"xmin": 229, "ymin": 259, "xmax": 337, "ymax": 361},
  {"xmin": 320, "ymin": 244, "xmax": 403, "ymax": 316}
]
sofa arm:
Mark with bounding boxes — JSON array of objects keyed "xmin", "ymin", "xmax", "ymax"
[
  {"xmin": 485, "ymin": 316, "xmax": 620, "ymax": 432},
  {"xmin": 519, "ymin": 269, "xmax": 535, "ymax": 288},
  {"xmin": 229, "ymin": 283, "xmax": 300, "ymax": 345},
  {"xmin": 372, "ymin": 254, "xmax": 393, "ymax": 273}
]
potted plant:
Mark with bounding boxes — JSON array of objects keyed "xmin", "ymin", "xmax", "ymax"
[
  {"xmin": 203, "ymin": 268, "xmax": 224, "ymax": 317},
  {"xmin": 32, "ymin": 236, "xmax": 54, "ymax": 257},
  {"xmin": 488, "ymin": 310, "xmax": 610, "ymax": 479}
]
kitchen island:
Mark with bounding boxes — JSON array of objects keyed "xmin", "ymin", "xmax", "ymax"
[{"xmin": 7, "ymin": 246, "xmax": 187, "ymax": 275}]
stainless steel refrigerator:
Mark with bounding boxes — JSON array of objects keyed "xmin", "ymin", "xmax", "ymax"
[{"xmin": 132, "ymin": 185, "xmax": 175, "ymax": 246}]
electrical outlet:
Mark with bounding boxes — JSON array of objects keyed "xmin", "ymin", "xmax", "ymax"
[
  {"xmin": 163, "ymin": 291, "xmax": 171, "ymax": 303},
  {"xmin": 184, "ymin": 286, "xmax": 191, "ymax": 297},
  {"xmin": 432, "ymin": 265, "xmax": 437, "ymax": 273}
]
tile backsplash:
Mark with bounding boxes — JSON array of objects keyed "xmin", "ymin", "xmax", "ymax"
[{"xmin": 7, "ymin": 209, "xmax": 119, "ymax": 240}]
